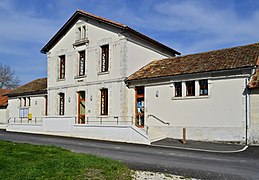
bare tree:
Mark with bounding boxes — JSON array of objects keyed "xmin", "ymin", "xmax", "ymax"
[{"xmin": 0, "ymin": 63, "xmax": 20, "ymax": 89}]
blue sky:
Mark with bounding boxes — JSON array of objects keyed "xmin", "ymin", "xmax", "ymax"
[{"xmin": 0, "ymin": 0, "xmax": 259, "ymax": 85}]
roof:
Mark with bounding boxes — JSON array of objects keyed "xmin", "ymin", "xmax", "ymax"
[
  {"xmin": 127, "ymin": 42, "xmax": 259, "ymax": 82},
  {"xmin": 41, "ymin": 10, "xmax": 180, "ymax": 56},
  {"xmin": 0, "ymin": 89, "xmax": 11, "ymax": 107},
  {"xmin": 6, "ymin": 78, "xmax": 47, "ymax": 97}
]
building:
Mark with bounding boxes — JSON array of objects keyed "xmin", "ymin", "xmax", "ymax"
[
  {"xmin": 6, "ymin": 78, "xmax": 47, "ymax": 127},
  {"xmin": 126, "ymin": 43, "xmax": 259, "ymax": 144},
  {"xmin": 0, "ymin": 89, "xmax": 10, "ymax": 127},
  {"xmin": 7, "ymin": 10, "xmax": 179, "ymax": 144},
  {"xmin": 5, "ymin": 9, "xmax": 259, "ymax": 145}
]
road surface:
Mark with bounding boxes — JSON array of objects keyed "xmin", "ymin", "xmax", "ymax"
[{"xmin": 0, "ymin": 130, "xmax": 258, "ymax": 179}]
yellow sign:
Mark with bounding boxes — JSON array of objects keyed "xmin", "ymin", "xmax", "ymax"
[{"xmin": 28, "ymin": 113, "xmax": 32, "ymax": 120}]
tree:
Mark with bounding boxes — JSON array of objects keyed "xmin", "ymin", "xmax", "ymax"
[{"xmin": 0, "ymin": 63, "xmax": 20, "ymax": 89}]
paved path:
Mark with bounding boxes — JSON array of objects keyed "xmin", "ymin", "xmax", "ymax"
[{"xmin": 0, "ymin": 130, "xmax": 258, "ymax": 179}]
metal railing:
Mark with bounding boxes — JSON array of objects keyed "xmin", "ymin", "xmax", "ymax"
[
  {"xmin": 8, "ymin": 117, "xmax": 43, "ymax": 124},
  {"xmin": 147, "ymin": 114, "xmax": 170, "ymax": 125},
  {"xmin": 75, "ymin": 116, "xmax": 134, "ymax": 125}
]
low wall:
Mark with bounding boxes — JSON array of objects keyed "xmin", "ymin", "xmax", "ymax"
[
  {"xmin": 7, "ymin": 117, "xmax": 149, "ymax": 145},
  {"xmin": 149, "ymin": 126, "xmax": 245, "ymax": 144}
]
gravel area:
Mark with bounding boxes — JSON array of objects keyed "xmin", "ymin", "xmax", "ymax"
[{"xmin": 132, "ymin": 170, "xmax": 197, "ymax": 180}]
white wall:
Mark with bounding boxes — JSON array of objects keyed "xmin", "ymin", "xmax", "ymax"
[
  {"xmin": 145, "ymin": 77, "xmax": 247, "ymax": 142},
  {"xmin": 8, "ymin": 95, "xmax": 47, "ymax": 119},
  {"xmin": 0, "ymin": 108, "xmax": 8, "ymax": 124},
  {"xmin": 250, "ymin": 89, "xmax": 259, "ymax": 144},
  {"xmin": 46, "ymin": 17, "xmax": 173, "ymax": 121}
]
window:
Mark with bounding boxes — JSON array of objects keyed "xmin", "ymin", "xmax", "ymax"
[
  {"xmin": 174, "ymin": 82, "xmax": 182, "ymax": 97},
  {"xmin": 59, "ymin": 55, "xmax": 65, "ymax": 79},
  {"xmin": 59, "ymin": 93, "xmax": 65, "ymax": 115},
  {"xmin": 101, "ymin": 45, "xmax": 109, "ymax": 72},
  {"xmin": 28, "ymin": 97, "xmax": 31, "ymax": 106},
  {"xmin": 45, "ymin": 95, "xmax": 48, "ymax": 116},
  {"xmin": 186, "ymin": 81, "xmax": 195, "ymax": 96},
  {"xmin": 78, "ymin": 27, "xmax": 81, "ymax": 40},
  {"xmin": 100, "ymin": 89, "xmax": 108, "ymax": 115},
  {"xmin": 199, "ymin": 79, "xmax": 208, "ymax": 96},
  {"xmin": 78, "ymin": 91, "xmax": 86, "ymax": 124},
  {"xmin": 19, "ymin": 108, "xmax": 29, "ymax": 118},
  {"xmin": 82, "ymin": 26, "xmax": 86, "ymax": 39},
  {"xmin": 79, "ymin": 51, "xmax": 85, "ymax": 76},
  {"xmin": 23, "ymin": 97, "xmax": 26, "ymax": 106}
]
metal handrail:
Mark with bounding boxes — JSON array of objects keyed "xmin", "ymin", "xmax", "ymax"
[
  {"xmin": 75, "ymin": 116, "xmax": 134, "ymax": 125},
  {"xmin": 147, "ymin": 114, "xmax": 170, "ymax": 125}
]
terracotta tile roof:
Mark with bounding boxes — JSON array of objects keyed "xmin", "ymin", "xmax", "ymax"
[
  {"xmin": 127, "ymin": 42, "xmax": 259, "ymax": 81},
  {"xmin": 41, "ymin": 10, "xmax": 180, "ymax": 56},
  {"xmin": 0, "ymin": 89, "xmax": 10, "ymax": 107},
  {"xmin": 6, "ymin": 78, "xmax": 47, "ymax": 97}
]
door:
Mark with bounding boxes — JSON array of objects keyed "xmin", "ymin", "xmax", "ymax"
[{"xmin": 135, "ymin": 86, "xmax": 144, "ymax": 127}]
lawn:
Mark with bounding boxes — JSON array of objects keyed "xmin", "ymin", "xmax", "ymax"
[{"xmin": 0, "ymin": 140, "xmax": 132, "ymax": 179}]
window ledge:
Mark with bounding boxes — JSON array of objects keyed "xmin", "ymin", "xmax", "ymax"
[
  {"xmin": 73, "ymin": 38, "xmax": 89, "ymax": 47},
  {"xmin": 74, "ymin": 75, "xmax": 87, "ymax": 79},
  {"xmin": 57, "ymin": 78, "xmax": 66, "ymax": 82},
  {"xmin": 98, "ymin": 71, "xmax": 109, "ymax": 75},
  {"xmin": 172, "ymin": 95, "xmax": 209, "ymax": 100}
]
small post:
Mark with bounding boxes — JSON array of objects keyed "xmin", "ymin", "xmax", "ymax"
[{"xmin": 183, "ymin": 128, "xmax": 186, "ymax": 144}]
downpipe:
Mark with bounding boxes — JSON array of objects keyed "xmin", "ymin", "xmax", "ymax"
[{"xmin": 245, "ymin": 78, "xmax": 249, "ymax": 145}]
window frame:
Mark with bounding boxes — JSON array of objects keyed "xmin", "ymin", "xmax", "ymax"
[
  {"xmin": 59, "ymin": 93, "xmax": 65, "ymax": 116},
  {"xmin": 78, "ymin": 91, "xmax": 86, "ymax": 124},
  {"xmin": 100, "ymin": 45, "xmax": 109, "ymax": 72},
  {"xmin": 100, "ymin": 89, "xmax": 108, "ymax": 115},
  {"xmin": 174, "ymin": 82, "xmax": 182, "ymax": 97},
  {"xmin": 186, "ymin": 81, "xmax": 195, "ymax": 96},
  {"xmin": 59, "ymin": 55, "xmax": 66, "ymax": 80},
  {"xmin": 78, "ymin": 50, "xmax": 86, "ymax": 76},
  {"xmin": 199, "ymin": 79, "xmax": 208, "ymax": 96}
]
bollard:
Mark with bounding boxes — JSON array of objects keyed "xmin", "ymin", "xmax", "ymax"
[{"xmin": 183, "ymin": 128, "xmax": 186, "ymax": 144}]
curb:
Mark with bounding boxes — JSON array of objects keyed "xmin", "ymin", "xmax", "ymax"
[{"xmin": 150, "ymin": 144, "xmax": 249, "ymax": 153}]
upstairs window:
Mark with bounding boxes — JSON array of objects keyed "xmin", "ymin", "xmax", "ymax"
[
  {"xmin": 199, "ymin": 79, "xmax": 208, "ymax": 96},
  {"xmin": 100, "ymin": 89, "xmax": 108, "ymax": 115},
  {"xmin": 174, "ymin": 82, "xmax": 182, "ymax": 97},
  {"xmin": 186, "ymin": 81, "xmax": 195, "ymax": 96},
  {"xmin": 79, "ymin": 51, "xmax": 85, "ymax": 76},
  {"xmin": 101, "ymin": 45, "xmax": 109, "ymax": 72},
  {"xmin": 59, "ymin": 55, "xmax": 65, "ymax": 79},
  {"xmin": 59, "ymin": 93, "xmax": 65, "ymax": 116}
]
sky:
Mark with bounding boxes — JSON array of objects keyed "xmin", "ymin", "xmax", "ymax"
[{"xmin": 0, "ymin": 0, "xmax": 259, "ymax": 85}]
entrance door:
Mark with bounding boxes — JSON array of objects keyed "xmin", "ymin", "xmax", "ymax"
[
  {"xmin": 135, "ymin": 86, "xmax": 144, "ymax": 127},
  {"xmin": 78, "ymin": 91, "xmax": 86, "ymax": 124}
]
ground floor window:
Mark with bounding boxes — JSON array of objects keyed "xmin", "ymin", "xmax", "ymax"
[
  {"xmin": 78, "ymin": 91, "xmax": 86, "ymax": 124},
  {"xmin": 174, "ymin": 82, "xmax": 182, "ymax": 97},
  {"xmin": 186, "ymin": 81, "xmax": 195, "ymax": 96},
  {"xmin": 199, "ymin": 79, "xmax": 208, "ymax": 96},
  {"xmin": 19, "ymin": 108, "xmax": 29, "ymax": 118},
  {"xmin": 100, "ymin": 89, "xmax": 108, "ymax": 115},
  {"xmin": 59, "ymin": 93, "xmax": 65, "ymax": 115}
]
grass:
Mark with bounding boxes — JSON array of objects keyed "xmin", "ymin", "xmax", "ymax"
[{"xmin": 0, "ymin": 140, "xmax": 132, "ymax": 180}]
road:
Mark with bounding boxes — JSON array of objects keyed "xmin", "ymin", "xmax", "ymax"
[{"xmin": 0, "ymin": 130, "xmax": 258, "ymax": 179}]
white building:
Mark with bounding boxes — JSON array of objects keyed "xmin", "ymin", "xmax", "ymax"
[
  {"xmin": 126, "ymin": 43, "xmax": 259, "ymax": 144},
  {"xmin": 7, "ymin": 10, "xmax": 178, "ymax": 143},
  {"xmin": 5, "ymin": 10, "xmax": 259, "ymax": 145},
  {"xmin": 6, "ymin": 78, "xmax": 47, "ymax": 127}
]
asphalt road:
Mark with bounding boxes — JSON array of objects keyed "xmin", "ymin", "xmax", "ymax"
[{"xmin": 0, "ymin": 130, "xmax": 258, "ymax": 179}]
